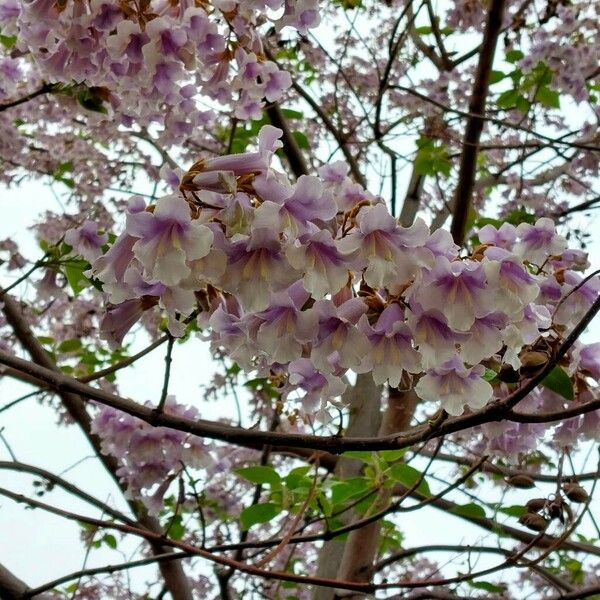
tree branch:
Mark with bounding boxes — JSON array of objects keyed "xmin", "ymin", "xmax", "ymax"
[
  {"xmin": 0, "ymin": 293, "xmax": 194, "ymax": 600},
  {"xmin": 450, "ymin": 0, "xmax": 507, "ymax": 245}
]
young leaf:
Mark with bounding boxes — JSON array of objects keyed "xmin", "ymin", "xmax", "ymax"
[
  {"xmin": 236, "ymin": 466, "xmax": 282, "ymax": 486},
  {"xmin": 240, "ymin": 502, "xmax": 280, "ymax": 530},
  {"xmin": 541, "ymin": 366, "xmax": 574, "ymax": 401},
  {"xmin": 498, "ymin": 504, "xmax": 527, "ymax": 518},
  {"xmin": 450, "ymin": 502, "xmax": 487, "ymax": 519},
  {"xmin": 388, "ymin": 464, "xmax": 430, "ymax": 495}
]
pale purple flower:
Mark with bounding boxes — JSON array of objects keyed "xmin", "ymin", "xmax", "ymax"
[
  {"xmin": 318, "ymin": 161, "xmax": 348, "ymax": 183},
  {"xmin": 339, "ymin": 205, "xmax": 432, "ymax": 289},
  {"xmin": 415, "ymin": 356, "xmax": 493, "ymax": 416},
  {"xmin": 424, "ymin": 228, "xmax": 459, "ymax": 260},
  {"xmin": 356, "ymin": 303, "xmax": 421, "ymax": 387},
  {"xmin": 64, "ymin": 220, "xmax": 108, "ymax": 262},
  {"xmin": 254, "ymin": 282, "xmax": 318, "ymax": 364},
  {"xmin": 221, "ymin": 226, "xmax": 299, "ymax": 311},
  {"xmin": 478, "ymin": 222, "xmax": 517, "ymax": 249},
  {"xmin": 514, "ymin": 217, "xmax": 567, "ymax": 265},
  {"xmin": 484, "ymin": 247, "xmax": 540, "ymax": 317},
  {"xmin": 100, "ymin": 296, "xmax": 157, "ymax": 349},
  {"xmin": 286, "ymin": 229, "xmax": 352, "ymax": 298},
  {"xmin": 460, "ymin": 312, "xmax": 508, "ymax": 365},
  {"xmin": 278, "ymin": 175, "xmax": 337, "ymax": 234},
  {"xmin": 126, "ymin": 194, "xmax": 213, "ymax": 287},
  {"xmin": 411, "ymin": 257, "xmax": 493, "ymax": 330},
  {"xmin": 288, "ymin": 358, "xmax": 346, "ymax": 409},
  {"xmin": 553, "ymin": 271, "xmax": 600, "ymax": 328},
  {"xmin": 483, "ymin": 421, "xmax": 546, "ymax": 456},
  {"xmin": 311, "ymin": 297, "xmax": 370, "ymax": 372},
  {"xmin": 574, "ymin": 342, "xmax": 600, "ymax": 380},
  {"xmin": 502, "ymin": 304, "xmax": 552, "ymax": 369},
  {"xmin": 407, "ymin": 306, "xmax": 469, "ymax": 369}
]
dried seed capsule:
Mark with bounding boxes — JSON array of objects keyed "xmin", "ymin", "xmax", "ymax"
[
  {"xmin": 547, "ymin": 500, "xmax": 564, "ymax": 521},
  {"xmin": 519, "ymin": 351, "xmax": 550, "ymax": 376},
  {"xmin": 506, "ymin": 474, "xmax": 536, "ymax": 489},
  {"xmin": 498, "ymin": 364, "xmax": 520, "ymax": 383},
  {"xmin": 519, "ymin": 512, "xmax": 549, "ymax": 532},
  {"xmin": 563, "ymin": 483, "xmax": 589, "ymax": 504},
  {"xmin": 520, "ymin": 350, "xmax": 549, "ymax": 367},
  {"xmin": 525, "ymin": 498, "xmax": 547, "ymax": 512}
]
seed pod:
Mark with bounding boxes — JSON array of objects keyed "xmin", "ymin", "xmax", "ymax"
[
  {"xmin": 547, "ymin": 500, "xmax": 563, "ymax": 521},
  {"xmin": 506, "ymin": 474, "xmax": 536, "ymax": 489},
  {"xmin": 519, "ymin": 351, "xmax": 550, "ymax": 376},
  {"xmin": 525, "ymin": 498, "xmax": 547, "ymax": 512},
  {"xmin": 498, "ymin": 364, "xmax": 520, "ymax": 383},
  {"xmin": 563, "ymin": 483, "xmax": 589, "ymax": 504},
  {"xmin": 519, "ymin": 512, "xmax": 549, "ymax": 532}
]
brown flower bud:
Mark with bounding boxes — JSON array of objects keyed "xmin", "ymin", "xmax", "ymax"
[
  {"xmin": 506, "ymin": 474, "xmax": 536, "ymax": 489},
  {"xmin": 563, "ymin": 483, "xmax": 589, "ymax": 504},
  {"xmin": 525, "ymin": 498, "xmax": 547, "ymax": 512},
  {"xmin": 519, "ymin": 512, "xmax": 549, "ymax": 532}
]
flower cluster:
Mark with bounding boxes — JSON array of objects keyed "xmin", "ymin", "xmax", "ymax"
[
  {"xmin": 3, "ymin": 0, "xmax": 319, "ymax": 129},
  {"xmin": 91, "ymin": 397, "xmax": 213, "ymax": 515},
  {"xmin": 519, "ymin": 5, "xmax": 599, "ymax": 103},
  {"xmin": 87, "ymin": 125, "xmax": 600, "ymax": 420}
]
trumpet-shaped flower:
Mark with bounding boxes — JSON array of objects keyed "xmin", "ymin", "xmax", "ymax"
[
  {"xmin": 415, "ymin": 356, "xmax": 493, "ymax": 416},
  {"xmin": 126, "ymin": 194, "xmax": 213, "ymax": 287}
]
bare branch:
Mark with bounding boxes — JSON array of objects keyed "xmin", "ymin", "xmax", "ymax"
[{"xmin": 450, "ymin": 0, "xmax": 507, "ymax": 245}]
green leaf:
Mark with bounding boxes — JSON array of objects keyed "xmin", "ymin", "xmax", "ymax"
[
  {"xmin": 450, "ymin": 502, "xmax": 487, "ymax": 519},
  {"xmin": 280, "ymin": 108, "xmax": 304, "ymax": 120},
  {"xmin": 58, "ymin": 339, "xmax": 82, "ymax": 353},
  {"xmin": 497, "ymin": 89, "xmax": 519, "ymax": 109},
  {"xmin": 535, "ymin": 86, "xmax": 560, "ymax": 109},
  {"xmin": 64, "ymin": 263, "xmax": 91, "ymax": 295},
  {"xmin": 541, "ymin": 366, "xmax": 574, "ymax": 401},
  {"xmin": 0, "ymin": 34, "xmax": 16, "ymax": 49},
  {"xmin": 77, "ymin": 88, "xmax": 108, "ymax": 114},
  {"xmin": 330, "ymin": 477, "xmax": 371, "ymax": 505},
  {"xmin": 414, "ymin": 26, "xmax": 433, "ymax": 34},
  {"xmin": 379, "ymin": 449, "xmax": 407, "ymax": 463},
  {"xmin": 387, "ymin": 464, "xmax": 430, "ymax": 495},
  {"xmin": 489, "ymin": 70, "xmax": 506, "ymax": 84},
  {"xmin": 498, "ymin": 504, "xmax": 527, "ymax": 518},
  {"xmin": 469, "ymin": 581, "xmax": 506, "ymax": 593},
  {"xmin": 414, "ymin": 138, "xmax": 451, "ymax": 177},
  {"xmin": 102, "ymin": 534, "xmax": 118, "ymax": 549},
  {"xmin": 285, "ymin": 466, "xmax": 312, "ymax": 490},
  {"xmin": 483, "ymin": 368, "xmax": 498, "ymax": 382},
  {"xmin": 292, "ymin": 131, "xmax": 310, "ymax": 150},
  {"xmin": 236, "ymin": 466, "xmax": 281, "ymax": 486},
  {"xmin": 240, "ymin": 502, "xmax": 280, "ymax": 530},
  {"xmin": 342, "ymin": 451, "xmax": 375, "ymax": 463},
  {"xmin": 506, "ymin": 49, "xmax": 524, "ymax": 63},
  {"xmin": 515, "ymin": 96, "xmax": 530, "ymax": 113},
  {"xmin": 168, "ymin": 516, "xmax": 185, "ymax": 540}
]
